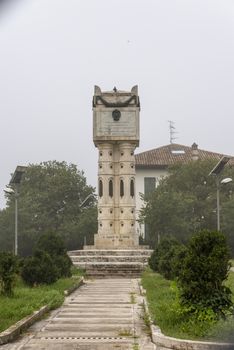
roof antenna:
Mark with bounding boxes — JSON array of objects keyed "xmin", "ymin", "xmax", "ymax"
[{"xmin": 168, "ymin": 120, "xmax": 178, "ymax": 144}]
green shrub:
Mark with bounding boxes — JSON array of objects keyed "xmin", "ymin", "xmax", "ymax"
[
  {"xmin": 21, "ymin": 250, "xmax": 58, "ymax": 286},
  {"xmin": 36, "ymin": 233, "xmax": 66, "ymax": 256},
  {"xmin": 54, "ymin": 255, "xmax": 72, "ymax": 278},
  {"xmin": 149, "ymin": 236, "xmax": 187, "ymax": 279},
  {"xmin": 178, "ymin": 230, "xmax": 233, "ymax": 318},
  {"xmin": 0, "ymin": 252, "xmax": 17, "ymax": 296},
  {"xmin": 36, "ymin": 233, "xmax": 72, "ymax": 278},
  {"xmin": 21, "ymin": 233, "xmax": 72, "ymax": 285}
]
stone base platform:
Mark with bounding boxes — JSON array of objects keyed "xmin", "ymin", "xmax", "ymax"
[{"xmin": 68, "ymin": 249, "xmax": 153, "ymax": 277}]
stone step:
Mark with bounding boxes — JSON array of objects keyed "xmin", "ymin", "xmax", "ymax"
[
  {"xmin": 74, "ymin": 262, "xmax": 146, "ymax": 276},
  {"xmin": 44, "ymin": 324, "xmax": 134, "ymax": 332},
  {"xmin": 68, "ymin": 250, "xmax": 151, "ymax": 277},
  {"xmin": 51, "ymin": 318, "xmax": 133, "ymax": 324},
  {"xmin": 72, "ymin": 261, "xmax": 146, "ymax": 267},
  {"xmin": 59, "ymin": 313, "xmax": 132, "ymax": 318},
  {"xmin": 68, "ymin": 249, "xmax": 153, "ymax": 257},
  {"xmin": 37, "ymin": 330, "xmax": 134, "ymax": 337},
  {"xmin": 70, "ymin": 255, "xmax": 149, "ymax": 262},
  {"xmin": 24, "ymin": 336, "xmax": 134, "ymax": 350}
]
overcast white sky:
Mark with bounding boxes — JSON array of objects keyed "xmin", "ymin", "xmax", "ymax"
[{"xmin": 1, "ymin": 0, "xmax": 234, "ymax": 208}]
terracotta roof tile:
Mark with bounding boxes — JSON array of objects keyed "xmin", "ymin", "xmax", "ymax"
[{"xmin": 135, "ymin": 144, "xmax": 234, "ymax": 168}]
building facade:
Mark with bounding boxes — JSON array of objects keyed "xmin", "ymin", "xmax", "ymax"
[{"xmin": 135, "ymin": 143, "xmax": 227, "ymax": 239}]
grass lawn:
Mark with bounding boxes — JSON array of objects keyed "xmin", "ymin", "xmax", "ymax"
[
  {"xmin": 141, "ymin": 268, "xmax": 234, "ymax": 342},
  {"xmin": 0, "ymin": 268, "xmax": 83, "ymax": 333}
]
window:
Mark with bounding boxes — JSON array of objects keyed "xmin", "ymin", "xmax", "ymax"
[
  {"xmin": 130, "ymin": 179, "xmax": 135, "ymax": 197},
  {"xmin": 120, "ymin": 179, "xmax": 124, "ymax": 197},
  {"xmin": 144, "ymin": 177, "xmax": 156, "ymax": 196},
  {"xmin": 99, "ymin": 179, "xmax": 103, "ymax": 197},
  {"xmin": 109, "ymin": 179, "xmax": 113, "ymax": 197}
]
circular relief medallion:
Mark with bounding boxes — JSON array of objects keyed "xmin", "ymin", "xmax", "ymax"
[{"xmin": 112, "ymin": 109, "xmax": 121, "ymax": 121}]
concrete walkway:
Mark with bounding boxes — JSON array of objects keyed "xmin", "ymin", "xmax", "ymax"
[{"xmin": 2, "ymin": 279, "xmax": 155, "ymax": 350}]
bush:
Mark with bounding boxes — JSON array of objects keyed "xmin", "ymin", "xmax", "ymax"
[
  {"xmin": 36, "ymin": 233, "xmax": 66, "ymax": 256},
  {"xmin": 21, "ymin": 250, "xmax": 58, "ymax": 286},
  {"xmin": 149, "ymin": 236, "xmax": 187, "ymax": 279},
  {"xmin": 177, "ymin": 230, "xmax": 233, "ymax": 317},
  {"xmin": 54, "ymin": 255, "xmax": 72, "ymax": 278},
  {"xmin": 21, "ymin": 233, "xmax": 72, "ymax": 285},
  {"xmin": 36, "ymin": 233, "xmax": 72, "ymax": 278},
  {"xmin": 0, "ymin": 252, "xmax": 17, "ymax": 296}
]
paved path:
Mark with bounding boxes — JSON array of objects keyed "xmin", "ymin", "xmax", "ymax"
[{"xmin": 3, "ymin": 279, "xmax": 155, "ymax": 350}]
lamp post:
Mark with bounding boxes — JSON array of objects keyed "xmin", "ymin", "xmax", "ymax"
[
  {"xmin": 79, "ymin": 193, "xmax": 97, "ymax": 247},
  {"xmin": 216, "ymin": 177, "xmax": 233, "ymax": 231},
  {"xmin": 209, "ymin": 157, "xmax": 232, "ymax": 231},
  {"xmin": 4, "ymin": 166, "xmax": 27, "ymax": 255}
]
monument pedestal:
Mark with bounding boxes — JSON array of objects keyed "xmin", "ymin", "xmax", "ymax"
[
  {"xmin": 68, "ymin": 248, "xmax": 153, "ymax": 277},
  {"xmin": 93, "ymin": 233, "xmax": 139, "ymax": 250}
]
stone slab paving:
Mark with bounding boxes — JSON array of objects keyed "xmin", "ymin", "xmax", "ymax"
[{"xmin": 1, "ymin": 279, "xmax": 155, "ymax": 350}]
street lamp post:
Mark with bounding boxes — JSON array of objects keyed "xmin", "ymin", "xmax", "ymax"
[
  {"xmin": 79, "ymin": 193, "xmax": 97, "ymax": 248},
  {"xmin": 4, "ymin": 166, "xmax": 27, "ymax": 255},
  {"xmin": 216, "ymin": 177, "xmax": 220, "ymax": 231},
  {"xmin": 209, "ymin": 157, "xmax": 232, "ymax": 231}
]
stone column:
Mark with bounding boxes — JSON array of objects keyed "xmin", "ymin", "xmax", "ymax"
[
  {"xmin": 93, "ymin": 86, "xmax": 140, "ymax": 249},
  {"xmin": 97, "ymin": 143, "xmax": 114, "ymax": 243}
]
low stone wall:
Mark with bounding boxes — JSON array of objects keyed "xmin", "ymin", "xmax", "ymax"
[
  {"xmin": 140, "ymin": 286, "xmax": 234, "ymax": 350},
  {"xmin": 0, "ymin": 305, "xmax": 49, "ymax": 345},
  {"xmin": 0, "ymin": 277, "xmax": 84, "ymax": 345},
  {"xmin": 151, "ymin": 325, "xmax": 234, "ymax": 350}
]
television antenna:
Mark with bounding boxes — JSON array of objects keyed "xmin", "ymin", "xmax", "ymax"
[{"xmin": 168, "ymin": 120, "xmax": 178, "ymax": 144}]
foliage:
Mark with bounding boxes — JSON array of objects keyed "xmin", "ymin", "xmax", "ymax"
[
  {"xmin": 37, "ymin": 232, "xmax": 72, "ymax": 277},
  {"xmin": 36, "ymin": 231, "xmax": 67, "ymax": 256},
  {"xmin": 21, "ymin": 232, "xmax": 73, "ymax": 285},
  {"xmin": 21, "ymin": 250, "xmax": 58, "ymax": 286},
  {"xmin": 141, "ymin": 268, "xmax": 234, "ymax": 341},
  {"xmin": 0, "ymin": 252, "xmax": 18, "ymax": 296},
  {"xmin": 141, "ymin": 159, "xmax": 234, "ymax": 252},
  {"xmin": 149, "ymin": 236, "xmax": 187, "ymax": 279},
  {"xmin": 0, "ymin": 161, "xmax": 97, "ymax": 256},
  {"xmin": 0, "ymin": 273, "xmax": 81, "ymax": 333},
  {"xmin": 177, "ymin": 230, "xmax": 233, "ymax": 317}
]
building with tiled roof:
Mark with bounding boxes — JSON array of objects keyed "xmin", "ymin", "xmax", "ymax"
[
  {"xmin": 135, "ymin": 143, "xmax": 228, "ymax": 168},
  {"xmin": 135, "ymin": 143, "xmax": 233, "ymax": 238}
]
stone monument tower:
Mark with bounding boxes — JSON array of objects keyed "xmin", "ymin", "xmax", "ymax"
[{"xmin": 93, "ymin": 85, "xmax": 140, "ymax": 249}]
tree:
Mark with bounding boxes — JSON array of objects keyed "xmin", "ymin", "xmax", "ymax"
[
  {"xmin": 141, "ymin": 159, "xmax": 234, "ymax": 251},
  {"xmin": 1, "ymin": 161, "xmax": 97, "ymax": 256}
]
